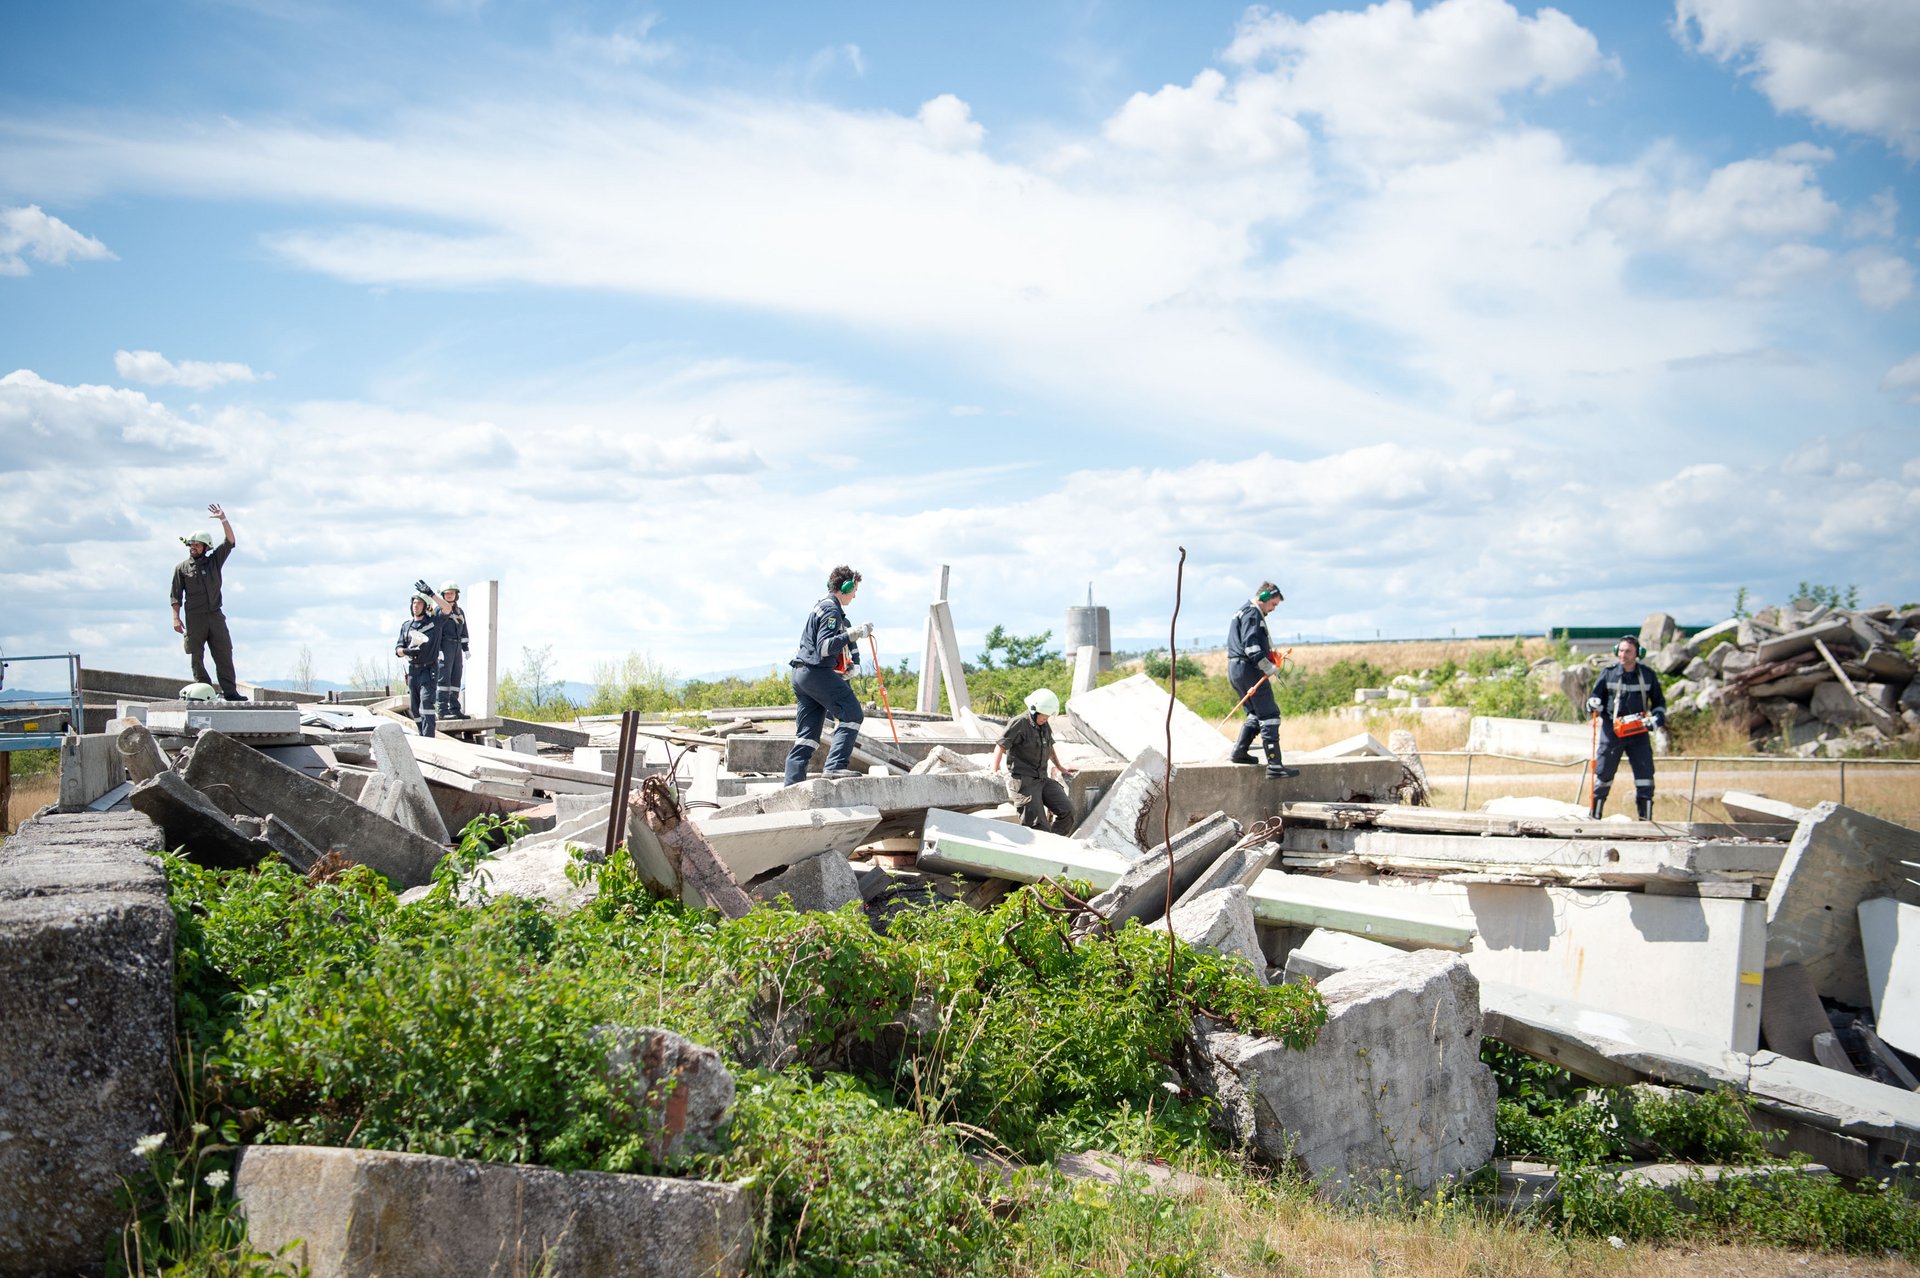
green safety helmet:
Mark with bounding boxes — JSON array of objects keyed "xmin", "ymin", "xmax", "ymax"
[
  {"xmin": 1024, "ymin": 688, "xmax": 1062, "ymax": 717},
  {"xmin": 181, "ymin": 530, "xmax": 215, "ymax": 548}
]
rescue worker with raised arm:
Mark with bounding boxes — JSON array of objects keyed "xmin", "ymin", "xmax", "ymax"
[
  {"xmin": 1586, "ymin": 634, "xmax": 1667, "ymax": 819},
  {"xmin": 169, "ymin": 502, "xmax": 243, "ymax": 700},
  {"xmin": 396, "ymin": 579, "xmax": 453, "ymax": 738},
  {"xmin": 990, "ymin": 688, "xmax": 1078, "ymax": 835},
  {"xmin": 436, "ymin": 581, "xmax": 469, "ymax": 720},
  {"xmin": 784, "ymin": 566, "xmax": 870, "ymax": 785},
  {"xmin": 1226, "ymin": 580, "xmax": 1299, "ymax": 780}
]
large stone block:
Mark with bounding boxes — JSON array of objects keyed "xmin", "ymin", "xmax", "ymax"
[
  {"xmin": 0, "ymin": 812, "xmax": 173, "ymax": 1276},
  {"xmin": 235, "ymin": 1145, "xmax": 754, "ymax": 1277},
  {"xmin": 1167, "ymin": 885, "xmax": 1265, "ymax": 982},
  {"xmin": 1766, "ymin": 803, "xmax": 1920, "ymax": 1006},
  {"xmin": 1187, "ymin": 949, "xmax": 1494, "ymax": 1200},
  {"xmin": 597, "ymin": 1027, "xmax": 736, "ymax": 1161},
  {"xmin": 747, "ymin": 849, "xmax": 863, "ymax": 914}
]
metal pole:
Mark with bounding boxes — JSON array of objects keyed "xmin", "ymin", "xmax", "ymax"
[
  {"xmin": 1840, "ymin": 759, "xmax": 1846, "ymax": 807},
  {"xmin": 604, "ymin": 710, "xmax": 639, "ymax": 861},
  {"xmin": 1461, "ymin": 753, "xmax": 1473, "ymax": 811},
  {"xmin": 1687, "ymin": 758, "xmax": 1701, "ymax": 823}
]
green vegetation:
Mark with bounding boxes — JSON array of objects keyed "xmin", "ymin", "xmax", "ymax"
[
  {"xmin": 1794, "ymin": 582, "xmax": 1860, "ymax": 610},
  {"xmin": 3, "ymin": 746, "xmax": 58, "ymax": 780}
]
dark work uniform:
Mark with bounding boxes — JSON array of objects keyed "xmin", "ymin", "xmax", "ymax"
[
  {"xmin": 397, "ymin": 611, "xmax": 448, "ymax": 738},
  {"xmin": 1226, "ymin": 601, "xmax": 1282, "ymax": 766},
  {"xmin": 785, "ymin": 594, "xmax": 864, "ymax": 785},
  {"xmin": 1000, "ymin": 711, "xmax": 1072, "ymax": 835},
  {"xmin": 437, "ymin": 603, "xmax": 469, "ymax": 718},
  {"xmin": 1589, "ymin": 660, "xmax": 1667, "ymax": 819},
  {"xmin": 170, "ymin": 542, "xmax": 239, "ymax": 697}
]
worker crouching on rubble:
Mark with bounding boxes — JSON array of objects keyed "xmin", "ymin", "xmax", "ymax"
[
  {"xmin": 396, "ymin": 581, "xmax": 453, "ymax": 738},
  {"xmin": 1227, "ymin": 581, "xmax": 1300, "ymax": 780},
  {"xmin": 785, "ymin": 565, "xmax": 871, "ymax": 785},
  {"xmin": 1587, "ymin": 634, "xmax": 1667, "ymax": 820},
  {"xmin": 991, "ymin": 688, "xmax": 1078, "ymax": 835}
]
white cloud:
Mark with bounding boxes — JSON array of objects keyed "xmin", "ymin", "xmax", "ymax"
[
  {"xmin": 1675, "ymin": 0, "xmax": 1920, "ymax": 157},
  {"xmin": 1104, "ymin": 68, "xmax": 1310, "ymax": 167},
  {"xmin": 1882, "ymin": 352, "xmax": 1920, "ymax": 401},
  {"xmin": 1739, "ymin": 242, "xmax": 1830, "ymax": 295},
  {"xmin": 1854, "ymin": 251, "xmax": 1914, "ymax": 310},
  {"xmin": 0, "ymin": 204, "xmax": 115, "ymax": 275},
  {"xmin": 1846, "ymin": 189, "xmax": 1899, "ymax": 240},
  {"xmin": 114, "ymin": 349, "xmax": 261, "ymax": 389},
  {"xmin": 561, "ymin": 16, "xmax": 675, "ymax": 67},
  {"xmin": 916, "ymin": 94, "xmax": 984, "ymax": 152},
  {"xmin": 1220, "ymin": 0, "xmax": 1607, "ymax": 161},
  {"xmin": 1606, "ymin": 152, "xmax": 1837, "ymax": 246}
]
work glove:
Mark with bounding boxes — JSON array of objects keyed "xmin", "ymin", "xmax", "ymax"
[
  {"xmin": 845, "ymin": 621, "xmax": 874, "ymax": 643},
  {"xmin": 1652, "ymin": 709, "xmax": 1666, "ymax": 728},
  {"xmin": 1258, "ymin": 658, "xmax": 1279, "ymax": 678},
  {"xmin": 414, "ymin": 578, "xmax": 434, "ymax": 597},
  {"xmin": 1587, "ymin": 696, "xmax": 1603, "ymax": 712}
]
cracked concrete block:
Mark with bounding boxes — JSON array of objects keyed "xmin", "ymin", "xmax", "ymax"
[
  {"xmin": 596, "ymin": 1026, "xmax": 736, "ymax": 1161},
  {"xmin": 747, "ymin": 850, "xmax": 862, "ymax": 914},
  {"xmin": 1168, "ymin": 885, "xmax": 1266, "ymax": 982},
  {"xmin": 234, "ymin": 1145, "xmax": 753, "ymax": 1278},
  {"xmin": 1186, "ymin": 949, "xmax": 1494, "ymax": 1200},
  {"xmin": 1766, "ymin": 803, "xmax": 1920, "ymax": 1006}
]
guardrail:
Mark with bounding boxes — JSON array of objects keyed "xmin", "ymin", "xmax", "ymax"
[{"xmin": 1417, "ymin": 748, "xmax": 1920, "ymax": 817}]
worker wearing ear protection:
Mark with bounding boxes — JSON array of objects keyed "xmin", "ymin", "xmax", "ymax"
[
  {"xmin": 991, "ymin": 687, "xmax": 1078, "ymax": 834},
  {"xmin": 786, "ymin": 565, "xmax": 869, "ymax": 785},
  {"xmin": 1226, "ymin": 581, "xmax": 1300, "ymax": 780},
  {"xmin": 1587, "ymin": 634, "xmax": 1667, "ymax": 819}
]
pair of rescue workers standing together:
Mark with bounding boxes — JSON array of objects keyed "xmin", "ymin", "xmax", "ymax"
[
  {"xmin": 782, "ymin": 567, "xmax": 1306, "ymax": 833},
  {"xmin": 394, "ymin": 580, "xmax": 470, "ymax": 738}
]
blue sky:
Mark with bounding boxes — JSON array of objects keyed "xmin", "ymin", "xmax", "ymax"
[{"xmin": 2, "ymin": 0, "xmax": 1916, "ymax": 688}]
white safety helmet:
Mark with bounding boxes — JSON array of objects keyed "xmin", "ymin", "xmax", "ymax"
[
  {"xmin": 180, "ymin": 682, "xmax": 220, "ymax": 702},
  {"xmin": 1024, "ymin": 688, "xmax": 1061, "ymax": 717},
  {"xmin": 440, "ymin": 580, "xmax": 460, "ymax": 595},
  {"xmin": 412, "ymin": 590, "xmax": 437, "ymax": 609},
  {"xmin": 181, "ymin": 530, "xmax": 215, "ymax": 548}
]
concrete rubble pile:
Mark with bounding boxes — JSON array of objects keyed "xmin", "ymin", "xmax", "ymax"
[{"xmin": 12, "ymin": 645, "xmax": 1919, "ymax": 1265}]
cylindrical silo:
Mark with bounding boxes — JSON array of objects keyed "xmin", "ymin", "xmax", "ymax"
[{"xmin": 1065, "ymin": 605, "xmax": 1114, "ymax": 673}]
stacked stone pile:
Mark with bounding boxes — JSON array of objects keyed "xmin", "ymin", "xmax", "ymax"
[{"xmin": 1627, "ymin": 602, "xmax": 1920, "ymax": 756}]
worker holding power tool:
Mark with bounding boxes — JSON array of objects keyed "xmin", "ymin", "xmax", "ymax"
[
  {"xmin": 1586, "ymin": 635, "xmax": 1667, "ymax": 819},
  {"xmin": 784, "ymin": 565, "xmax": 869, "ymax": 785},
  {"xmin": 1227, "ymin": 581, "xmax": 1299, "ymax": 780}
]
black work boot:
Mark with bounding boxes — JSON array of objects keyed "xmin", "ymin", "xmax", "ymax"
[
  {"xmin": 1229, "ymin": 718, "xmax": 1260, "ymax": 764},
  {"xmin": 1588, "ymin": 789, "xmax": 1607, "ymax": 820},
  {"xmin": 1636, "ymin": 794, "xmax": 1654, "ymax": 821},
  {"xmin": 1262, "ymin": 724, "xmax": 1299, "ymax": 780}
]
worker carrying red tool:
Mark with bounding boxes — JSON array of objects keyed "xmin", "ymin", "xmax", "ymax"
[
  {"xmin": 1226, "ymin": 581, "xmax": 1300, "ymax": 781},
  {"xmin": 784, "ymin": 565, "xmax": 871, "ymax": 785},
  {"xmin": 1586, "ymin": 634, "xmax": 1667, "ymax": 820}
]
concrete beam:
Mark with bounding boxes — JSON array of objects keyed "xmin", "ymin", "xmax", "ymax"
[
  {"xmin": 919, "ymin": 808, "xmax": 1130, "ymax": 887},
  {"xmin": 1067, "ymin": 673, "xmax": 1228, "ymax": 765},
  {"xmin": 695, "ymin": 806, "xmax": 883, "ymax": 883}
]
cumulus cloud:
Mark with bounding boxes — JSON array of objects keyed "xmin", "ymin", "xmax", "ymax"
[
  {"xmin": 1606, "ymin": 151, "xmax": 1838, "ymax": 246},
  {"xmin": 1675, "ymin": 0, "xmax": 1920, "ymax": 157},
  {"xmin": 114, "ymin": 349, "xmax": 261, "ymax": 389},
  {"xmin": 0, "ymin": 204, "xmax": 115, "ymax": 276},
  {"xmin": 0, "ymin": 369, "xmax": 217, "ymax": 471},
  {"xmin": 1104, "ymin": 69, "xmax": 1310, "ymax": 167},
  {"xmin": 1853, "ymin": 251, "xmax": 1914, "ymax": 310},
  {"xmin": 916, "ymin": 94, "xmax": 984, "ymax": 151},
  {"xmin": 1882, "ymin": 352, "xmax": 1920, "ymax": 401},
  {"xmin": 1846, "ymin": 189, "xmax": 1900, "ymax": 240}
]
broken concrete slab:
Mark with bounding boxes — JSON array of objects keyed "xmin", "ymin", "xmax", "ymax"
[
  {"xmin": 182, "ymin": 731, "xmax": 446, "ymax": 888},
  {"xmin": 1170, "ymin": 837, "xmax": 1277, "ymax": 914},
  {"xmin": 1074, "ymin": 757, "xmax": 1417, "ymax": 839},
  {"xmin": 0, "ymin": 811, "xmax": 173, "ymax": 1275},
  {"xmin": 1755, "ymin": 616, "xmax": 1855, "ymax": 665},
  {"xmin": 1280, "ymin": 825, "xmax": 1783, "ymax": 887},
  {"xmin": 129, "ymin": 770, "xmax": 274, "ymax": 869},
  {"xmin": 908, "ymin": 745, "xmax": 990, "ymax": 775},
  {"xmin": 698, "ymin": 806, "xmax": 881, "ymax": 883},
  {"xmin": 1721, "ymin": 790, "xmax": 1807, "ymax": 825},
  {"xmin": 1186, "ymin": 949, "xmax": 1494, "ymax": 1200},
  {"xmin": 57, "ymin": 732, "xmax": 125, "ymax": 811},
  {"xmin": 1073, "ymin": 746, "xmax": 1167, "ymax": 858},
  {"xmin": 1168, "ymin": 885, "xmax": 1266, "ymax": 982},
  {"xmin": 1294, "ymin": 732, "xmax": 1396, "ymax": 761},
  {"xmin": 1858, "ymin": 897, "xmax": 1918, "ymax": 1056},
  {"xmin": 1071, "ymin": 644, "xmax": 1100, "ymax": 695},
  {"xmin": 1081, "ymin": 812, "xmax": 1241, "ymax": 931},
  {"xmin": 371, "ymin": 722, "xmax": 450, "ymax": 845},
  {"xmin": 114, "ymin": 718, "xmax": 170, "ymax": 783},
  {"xmin": 1242, "ymin": 870, "xmax": 1475, "ymax": 949},
  {"xmin": 1759, "ymin": 963, "xmax": 1829, "ymax": 1063},
  {"xmin": 1280, "ymin": 927, "xmax": 1403, "ymax": 984},
  {"xmin": 234, "ymin": 1144, "xmax": 753, "ymax": 1278},
  {"xmin": 146, "ymin": 700, "xmax": 304, "ymax": 743},
  {"xmin": 720, "ymin": 772, "xmax": 1011, "ymax": 836},
  {"xmin": 596, "ymin": 1026, "xmax": 736, "ymax": 1161},
  {"xmin": 919, "ymin": 807, "xmax": 1130, "ymax": 888},
  {"xmin": 747, "ymin": 850, "xmax": 863, "ymax": 914},
  {"xmin": 1067, "ymin": 673, "xmax": 1229, "ymax": 764},
  {"xmin": 1765, "ymin": 802, "xmax": 1920, "ymax": 1006},
  {"xmin": 635, "ymin": 777, "xmax": 753, "ymax": 919}
]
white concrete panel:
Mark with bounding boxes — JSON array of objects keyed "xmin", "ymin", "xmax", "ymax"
[{"xmin": 1859, "ymin": 898, "xmax": 1920, "ymax": 1056}]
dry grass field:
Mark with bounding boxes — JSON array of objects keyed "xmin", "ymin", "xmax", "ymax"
[
  {"xmin": 1187, "ymin": 636, "xmax": 1559, "ymax": 680},
  {"xmin": 0, "ymin": 771, "xmax": 58, "ymax": 844}
]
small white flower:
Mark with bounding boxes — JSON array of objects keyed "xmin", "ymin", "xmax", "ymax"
[
  {"xmin": 132, "ymin": 1134, "xmax": 166, "ymax": 1158},
  {"xmin": 204, "ymin": 1169, "xmax": 230, "ymax": 1190},
  {"xmin": 190, "ymin": 1122, "xmax": 210, "ymax": 1137}
]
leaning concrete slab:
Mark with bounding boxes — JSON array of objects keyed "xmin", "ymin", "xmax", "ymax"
[
  {"xmin": 1766, "ymin": 802, "xmax": 1920, "ymax": 1006},
  {"xmin": 1281, "ymin": 927, "xmax": 1403, "ymax": 984},
  {"xmin": 182, "ymin": 731, "xmax": 446, "ymax": 888},
  {"xmin": 57, "ymin": 732, "xmax": 125, "ymax": 811},
  {"xmin": 1168, "ymin": 885, "xmax": 1266, "ymax": 981},
  {"xmin": 1759, "ymin": 962, "xmax": 1829, "ymax": 1063},
  {"xmin": 1858, "ymin": 897, "xmax": 1919, "ymax": 1056},
  {"xmin": 1187, "ymin": 950, "xmax": 1494, "ymax": 1200},
  {"xmin": 234, "ymin": 1145, "xmax": 753, "ymax": 1278},
  {"xmin": 0, "ymin": 812, "xmax": 173, "ymax": 1276},
  {"xmin": 1073, "ymin": 746, "xmax": 1167, "ymax": 858},
  {"xmin": 919, "ymin": 807, "xmax": 1130, "ymax": 888},
  {"xmin": 1068, "ymin": 673, "xmax": 1228, "ymax": 764},
  {"xmin": 1170, "ymin": 837, "xmax": 1277, "ymax": 916},
  {"xmin": 372, "ymin": 722, "xmax": 450, "ymax": 844},
  {"xmin": 129, "ymin": 770, "xmax": 273, "ymax": 869},
  {"xmin": 747, "ymin": 850, "xmax": 863, "ymax": 914},
  {"xmin": 1083, "ymin": 812, "xmax": 1240, "ymax": 930},
  {"xmin": 697, "ymin": 806, "xmax": 883, "ymax": 883},
  {"xmin": 146, "ymin": 701, "xmax": 304, "ymax": 742}
]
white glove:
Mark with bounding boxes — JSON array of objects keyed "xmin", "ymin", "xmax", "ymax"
[
  {"xmin": 1586, "ymin": 696, "xmax": 1602, "ymax": 711},
  {"xmin": 845, "ymin": 622, "xmax": 873, "ymax": 643},
  {"xmin": 1258, "ymin": 658, "xmax": 1279, "ymax": 678}
]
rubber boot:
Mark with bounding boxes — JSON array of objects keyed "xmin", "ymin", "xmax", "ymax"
[
  {"xmin": 1636, "ymin": 793, "xmax": 1654, "ymax": 821},
  {"xmin": 1588, "ymin": 787, "xmax": 1607, "ymax": 820},
  {"xmin": 1229, "ymin": 718, "xmax": 1260, "ymax": 765},
  {"xmin": 1262, "ymin": 722, "xmax": 1299, "ymax": 780}
]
